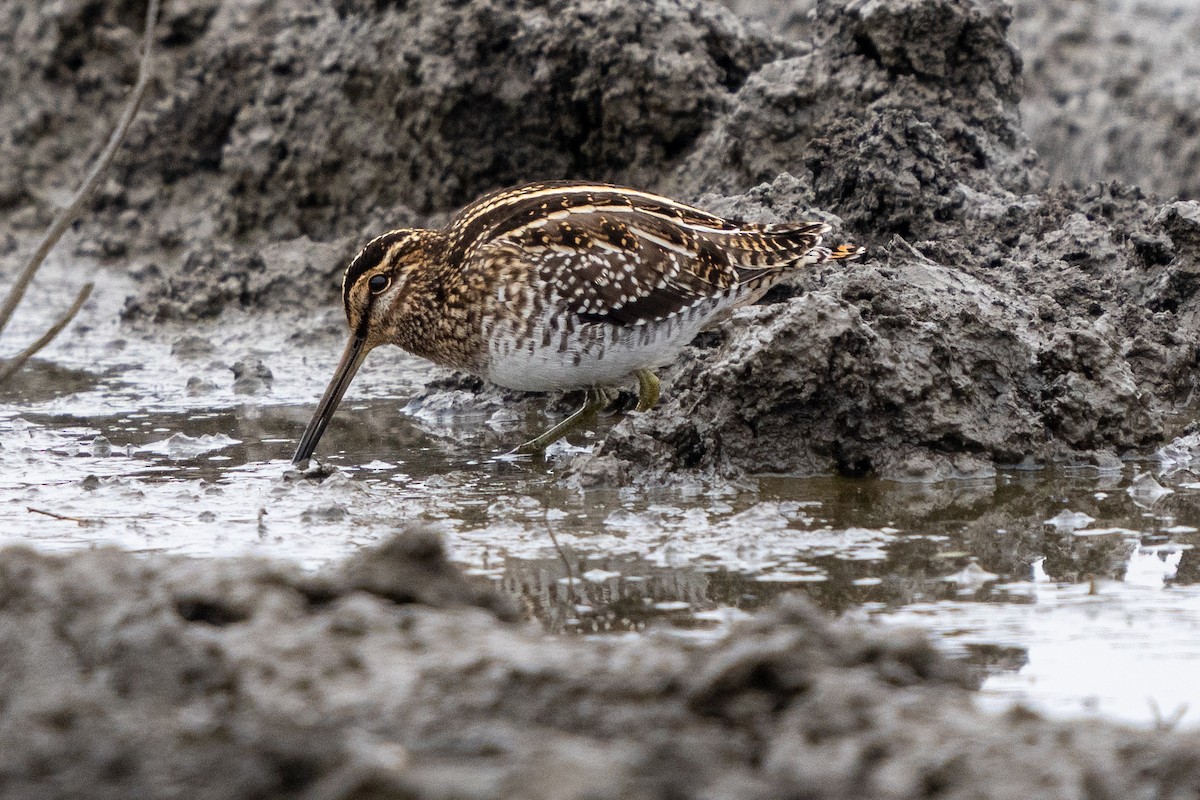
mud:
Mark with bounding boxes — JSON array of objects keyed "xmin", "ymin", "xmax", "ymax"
[
  {"xmin": 1012, "ymin": 0, "xmax": 1200, "ymax": 201},
  {"xmin": 4, "ymin": 0, "xmax": 1200, "ymax": 481},
  {"xmin": 721, "ymin": 0, "xmax": 1200, "ymax": 201},
  {"xmin": 5, "ymin": 0, "xmax": 1200, "ymax": 794},
  {"xmin": 1, "ymin": 530, "xmax": 1199, "ymax": 799}
]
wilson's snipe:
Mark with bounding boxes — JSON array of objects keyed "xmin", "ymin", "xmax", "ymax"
[{"xmin": 292, "ymin": 181, "xmax": 863, "ymax": 464}]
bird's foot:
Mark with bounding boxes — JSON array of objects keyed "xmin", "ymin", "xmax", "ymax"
[
  {"xmin": 509, "ymin": 387, "xmax": 613, "ymax": 456},
  {"xmin": 635, "ymin": 368, "xmax": 660, "ymax": 412}
]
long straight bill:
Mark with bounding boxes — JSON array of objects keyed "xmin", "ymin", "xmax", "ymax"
[{"xmin": 291, "ymin": 335, "xmax": 369, "ymax": 465}]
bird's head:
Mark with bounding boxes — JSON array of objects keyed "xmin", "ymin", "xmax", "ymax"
[
  {"xmin": 292, "ymin": 228, "xmax": 440, "ymax": 466},
  {"xmin": 341, "ymin": 229, "xmax": 444, "ymax": 347}
]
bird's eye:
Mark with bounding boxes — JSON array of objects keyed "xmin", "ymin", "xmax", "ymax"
[{"xmin": 367, "ymin": 274, "xmax": 390, "ymax": 294}]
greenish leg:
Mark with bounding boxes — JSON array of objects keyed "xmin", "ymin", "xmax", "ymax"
[
  {"xmin": 512, "ymin": 387, "xmax": 611, "ymax": 455},
  {"xmin": 635, "ymin": 368, "xmax": 660, "ymax": 412}
]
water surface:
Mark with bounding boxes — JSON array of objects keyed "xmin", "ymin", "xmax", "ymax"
[{"xmin": 3, "ymin": 260, "xmax": 1199, "ymax": 730}]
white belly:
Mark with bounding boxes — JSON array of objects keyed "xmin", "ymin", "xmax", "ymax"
[{"xmin": 484, "ymin": 310, "xmax": 717, "ymax": 392}]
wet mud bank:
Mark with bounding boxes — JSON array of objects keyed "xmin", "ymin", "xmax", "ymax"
[
  {"xmin": 6, "ymin": 0, "xmax": 1200, "ymax": 482},
  {"xmin": 4, "ymin": 0, "xmax": 1200, "ymax": 791},
  {"xmin": 2, "ymin": 530, "xmax": 1200, "ymax": 799}
]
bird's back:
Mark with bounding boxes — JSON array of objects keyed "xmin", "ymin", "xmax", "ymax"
[{"xmin": 441, "ymin": 182, "xmax": 861, "ymax": 391}]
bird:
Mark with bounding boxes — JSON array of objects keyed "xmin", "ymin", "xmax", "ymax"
[{"xmin": 291, "ymin": 181, "xmax": 864, "ymax": 465}]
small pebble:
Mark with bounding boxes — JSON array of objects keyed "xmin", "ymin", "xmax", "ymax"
[{"xmin": 231, "ymin": 358, "xmax": 273, "ymax": 395}]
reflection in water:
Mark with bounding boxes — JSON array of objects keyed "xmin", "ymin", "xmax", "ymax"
[{"xmin": 3, "ymin": 358, "xmax": 1200, "ymax": 728}]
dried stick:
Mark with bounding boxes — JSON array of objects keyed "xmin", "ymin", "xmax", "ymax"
[
  {"xmin": 27, "ymin": 506, "xmax": 94, "ymax": 525},
  {"xmin": 0, "ymin": 282, "xmax": 94, "ymax": 383},
  {"xmin": 0, "ymin": 0, "xmax": 160, "ymax": 351}
]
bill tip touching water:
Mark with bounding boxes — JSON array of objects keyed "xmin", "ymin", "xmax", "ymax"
[{"xmin": 291, "ymin": 181, "xmax": 863, "ymax": 466}]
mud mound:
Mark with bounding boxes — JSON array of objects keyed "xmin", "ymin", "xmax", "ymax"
[
  {"xmin": 5, "ymin": 0, "xmax": 1200, "ymax": 477},
  {"xmin": 3, "ymin": 531, "xmax": 1199, "ymax": 798},
  {"xmin": 572, "ymin": 178, "xmax": 1192, "ymax": 482},
  {"xmin": 719, "ymin": 0, "xmax": 1200, "ymax": 202},
  {"xmin": 673, "ymin": 0, "xmax": 1042, "ymax": 233},
  {"xmin": 1012, "ymin": 0, "xmax": 1200, "ymax": 201},
  {"xmin": 2, "ymin": 0, "xmax": 782, "ymax": 319},
  {"xmin": 564, "ymin": 0, "xmax": 1200, "ymax": 481}
]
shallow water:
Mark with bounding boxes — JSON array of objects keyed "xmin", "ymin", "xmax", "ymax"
[{"xmin": 3, "ymin": 260, "xmax": 1200, "ymax": 730}]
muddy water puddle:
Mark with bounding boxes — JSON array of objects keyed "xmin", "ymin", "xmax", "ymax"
[
  {"xmin": 6, "ymin": 390, "xmax": 1200, "ymax": 731},
  {"xmin": 3, "ymin": 266, "xmax": 1200, "ymax": 730}
]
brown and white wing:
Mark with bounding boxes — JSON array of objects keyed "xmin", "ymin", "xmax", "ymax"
[{"xmin": 465, "ymin": 205, "xmax": 834, "ymax": 327}]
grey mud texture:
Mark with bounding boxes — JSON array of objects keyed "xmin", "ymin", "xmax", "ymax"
[
  {"xmin": 3, "ymin": 530, "xmax": 1200, "ymax": 799},
  {"xmin": 6, "ymin": 1, "xmax": 1200, "ymax": 794},
  {"xmin": 4, "ymin": 0, "xmax": 1200, "ymax": 480}
]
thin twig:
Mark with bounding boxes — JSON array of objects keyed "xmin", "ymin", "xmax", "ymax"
[
  {"xmin": 892, "ymin": 234, "xmax": 935, "ymax": 264},
  {"xmin": 545, "ymin": 513, "xmax": 577, "ymax": 605},
  {"xmin": 0, "ymin": 0, "xmax": 160, "ymax": 340},
  {"xmin": 1149, "ymin": 698, "xmax": 1188, "ymax": 733},
  {"xmin": 27, "ymin": 506, "xmax": 93, "ymax": 525},
  {"xmin": 0, "ymin": 282, "xmax": 93, "ymax": 383}
]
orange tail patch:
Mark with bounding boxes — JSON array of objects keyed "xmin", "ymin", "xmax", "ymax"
[{"xmin": 829, "ymin": 244, "xmax": 866, "ymax": 261}]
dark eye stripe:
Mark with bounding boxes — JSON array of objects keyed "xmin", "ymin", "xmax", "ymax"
[{"xmin": 343, "ymin": 230, "xmax": 412, "ymax": 308}]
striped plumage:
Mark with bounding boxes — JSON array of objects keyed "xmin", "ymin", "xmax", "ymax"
[{"xmin": 293, "ymin": 181, "xmax": 863, "ymax": 463}]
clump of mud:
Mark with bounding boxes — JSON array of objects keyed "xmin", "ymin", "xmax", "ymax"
[
  {"xmin": 720, "ymin": 0, "xmax": 1200, "ymax": 202},
  {"xmin": 3, "ymin": 0, "xmax": 1200, "ymax": 480},
  {"xmin": 2, "ymin": 530, "xmax": 1199, "ymax": 798},
  {"xmin": 573, "ymin": 0, "xmax": 1200, "ymax": 481},
  {"xmin": 582, "ymin": 181, "xmax": 1193, "ymax": 483},
  {"xmin": 1012, "ymin": 0, "xmax": 1200, "ymax": 200}
]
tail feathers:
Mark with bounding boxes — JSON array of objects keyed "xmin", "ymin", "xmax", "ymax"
[
  {"xmin": 828, "ymin": 243, "xmax": 866, "ymax": 261},
  {"xmin": 719, "ymin": 221, "xmax": 831, "ymax": 268},
  {"xmin": 729, "ymin": 239, "xmax": 864, "ymax": 283},
  {"xmin": 709, "ymin": 213, "xmax": 866, "ymax": 276},
  {"xmin": 795, "ymin": 243, "xmax": 866, "ymax": 268},
  {"xmin": 729, "ymin": 237, "xmax": 866, "ymax": 304}
]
